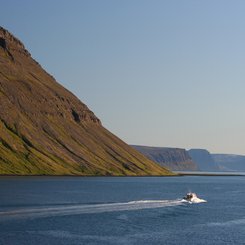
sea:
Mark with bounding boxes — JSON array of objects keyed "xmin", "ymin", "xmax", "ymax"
[{"xmin": 0, "ymin": 176, "xmax": 245, "ymax": 245}]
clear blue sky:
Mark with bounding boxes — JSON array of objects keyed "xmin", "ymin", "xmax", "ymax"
[{"xmin": 1, "ymin": 0, "xmax": 245, "ymax": 154}]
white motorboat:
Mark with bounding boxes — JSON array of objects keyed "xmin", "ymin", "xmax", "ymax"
[{"xmin": 183, "ymin": 192, "xmax": 206, "ymax": 203}]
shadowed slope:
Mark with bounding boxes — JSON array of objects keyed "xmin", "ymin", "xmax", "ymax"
[
  {"xmin": 132, "ymin": 145, "xmax": 198, "ymax": 171},
  {"xmin": 188, "ymin": 149, "xmax": 219, "ymax": 172},
  {"xmin": 0, "ymin": 27, "xmax": 172, "ymax": 176}
]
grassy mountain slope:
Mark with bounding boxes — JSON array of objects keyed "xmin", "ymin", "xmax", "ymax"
[{"xmin": 0, "ymin": 27, "xmax": 172, "ymax": 176}]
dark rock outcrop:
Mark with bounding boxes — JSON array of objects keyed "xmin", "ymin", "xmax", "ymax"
[
  {"xmin": 0, "ymin": 27, "xmax": 172, "ymax": 176},
  {"xmin": 132, "ymin": 145, "xmax": 198, "ymax": 171}
]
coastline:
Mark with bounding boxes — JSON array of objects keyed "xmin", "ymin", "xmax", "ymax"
[
  {"xmin": 173, "ymin": 171, "xmax": 245, "ymax": 176},
  {"xmin": 0, "ymin": 173, "xmax": 179, "ymax": 177},
  {"xmin": 1, "ymin": 172, "xmax": 245, "ymax": 177}
]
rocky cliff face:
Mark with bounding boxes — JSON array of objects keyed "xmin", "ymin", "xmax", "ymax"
[
  {"xmin": 131, "ymin": 145, "xmax": 198, "ymax": 171},
  {"xmin": 188, "ymin": 149, "xmax": 220, "ymax": 171},
  {"xmin": 0, "ymin": 27, "xmax": 172, "ymax": 176},
  {"xmin": 212, "ymin": 154, "xmax": 245, "ymax": 172}
]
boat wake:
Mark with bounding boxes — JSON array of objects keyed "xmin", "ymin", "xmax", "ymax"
[
  {"xmin": 0, "ymin": 199, "xmax": 183, "ymax": 220},
  {"xmin": 182, "ymin": 198, "xmax": 207, "ymax": 204},
  {"xmin": 0, "ymin": 198, "xmax": 205, "ymax": 220}
]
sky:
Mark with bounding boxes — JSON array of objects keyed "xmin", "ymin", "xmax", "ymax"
[{"xmin": 1, "ymin": 0, "xmax": 245, "ymax": 154}]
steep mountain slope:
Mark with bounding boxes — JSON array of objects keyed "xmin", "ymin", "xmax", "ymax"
[
  {"xmin": 188, "ymin": 149, "xmax": 219, "ymax": 171},
  {"xmin": 212, "ymin": 154, "xmax": 245, "ymax": 171},
  {"xmin": 132, "ymin": 145, "xmax": 198, "ymax": 171},
  {"xmin": 0, "ymin": 27, "xmax": 172, "ymax": 176}
]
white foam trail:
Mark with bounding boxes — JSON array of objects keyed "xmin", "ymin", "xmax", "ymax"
[
  {"xmin": 182, "ymin": 198, "xmax": 207, "ymax": 204},
  {"xmin": 192, "ymin": 198, "xmax": 207, "ymax": 203},
  {"xmin": 0, "ymin": 199, "xmax": 184, "ymax": 220}
]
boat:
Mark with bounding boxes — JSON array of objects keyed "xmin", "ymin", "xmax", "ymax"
[
  {"xmin": 183, "ymin": 192, "xmax": 197, "ymax": 202},
  {"xmin": 183, "ymin": 192, "xmax": 206, "ymax": 203}
]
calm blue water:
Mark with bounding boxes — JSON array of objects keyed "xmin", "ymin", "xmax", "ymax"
[{"xmin": 0, "ymin": 176, "xmax": 245, "ymax": 245}]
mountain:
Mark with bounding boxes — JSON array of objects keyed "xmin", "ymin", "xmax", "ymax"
[
  {"xmin": 0, "ymin": 27, "xmax": 172, "ymax": 176},
  {"xmin": 131, "ymin": 145, "xmax": 198, "ymax": 171},
  {"xmin": 212, "ymin": 154, "xmax": 245, "ymax": 172},
  {"xmin": 188, "ymin": 149, "xmax": 219, "ymax": 171}
]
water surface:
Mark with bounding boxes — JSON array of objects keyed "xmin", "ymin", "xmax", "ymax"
[{"xmin": 0, "ymin": 176, "xmax": 245, "ymax": 244}]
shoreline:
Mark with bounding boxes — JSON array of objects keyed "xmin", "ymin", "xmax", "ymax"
[
  {"xmin": 0, "ymin": 174, "xmax": 179, "ymax": 177},
  {"xmin": 0, "ymin": 172, "xmax": 245, "ymax": 177},
  {"xmin": 174, "ymin": 171, "xmax": 245, "ymax": 176}
]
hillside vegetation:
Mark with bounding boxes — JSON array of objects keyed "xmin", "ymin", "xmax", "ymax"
[{"xmin": 0, "ymin": 27, "xmax": 172, "ymax": 176}]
